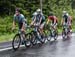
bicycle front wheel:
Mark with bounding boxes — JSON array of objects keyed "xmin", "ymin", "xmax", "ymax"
[{"xmin": 12, "ymin": 34, "xmax": 21, "ymax": 51}]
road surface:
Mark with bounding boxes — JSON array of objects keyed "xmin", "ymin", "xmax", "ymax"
[{"xmin": 0, "ymin": 33, "xmax": 75, "ymax": 57}]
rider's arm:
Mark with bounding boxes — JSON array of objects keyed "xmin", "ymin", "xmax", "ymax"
[
  {"xmin": 61, "ymin": 15, "xmax": 65, "ymax": 25},
  {"xmin": 31, "ymin": 16, "xmax": 36, "ymax": 25},
  {"xmin": 61, "ymin": 18, "xmax": 64, "ymax": 25},
  {"xmin": 22, "ymin": 22, "xmax": 25, "ymax": 30},
  {"xmin": 47, "ymin": 19, "xmax": 50, "ymax": 24},
  {"xmin": 47, "ymin": 17, "xmax": 50, "ymax": 24},
  {"xmin": 54, "ymin": 16, "xmax": 57, "ymax": 24},
  {"xmin": 39, "ymin": 17, "xmax": 42, "ymax": 24},
  {"xmin": 70, "ymin": 16, "xmax": 72, "ymax": 24},
  {"xmin": 12, "ymin": 21, "xmax": 16, "ymax": 29}
]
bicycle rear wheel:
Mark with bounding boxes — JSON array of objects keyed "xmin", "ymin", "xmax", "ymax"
[
  {"xmin": 12, "ymin": 34, "xmax": 21, "ymax": 51},
  {"xmin": 54, "ymin": 30, "xmax": 58, "ymax": 40},
  {"xmin": 24, "ymin": 33, "xmax": 32, "ymax": 47},
  {"xmin": 62, "ymin": 30, "xmax": 67, "ymax": 40}
]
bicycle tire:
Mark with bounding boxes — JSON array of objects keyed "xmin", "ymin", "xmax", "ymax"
[
  {"xmin": 24, "ymin": 33, "xmax": 32, "ymax": 47},
  {"xmin": 12, "ymin": 34, "xmax": 21, "ymax": 51}
]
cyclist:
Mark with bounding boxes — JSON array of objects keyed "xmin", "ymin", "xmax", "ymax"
[
  {"xmin": 31, "ymin": 12, "xmax": 38, "ymax": 25},
  {"xmin": 31, "ymin": 9, "xmax": 45, "ymax": 39},
  {"xmin": 61, "ymin": 11, "xmax": 72, "ymax": 33},
  {"xmin": 12, "ymin": 8, "xmax": 26, "ymax": 32},
  {"xmin": 12, "ymin": 8, "xmax": 27, "ymax": 44},
  {"xmin": 31, "ymin": 9, "xmax": 45, "ymax": 41},
  {"xmin": 47, "ymin": 12, "xmax": 58, "ymax": 31}
]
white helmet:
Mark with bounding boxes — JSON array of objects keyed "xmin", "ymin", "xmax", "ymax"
[
  {"xmin": 37, "ymin": 9, "xmax": 41, "ymax": 12},
  {"xmin": 66, "ymin": 13, "xmax": 69, "ymax": 16},
  {"xmin": 33, "ymin": 12, "xmax": 37, "ymax": 16},
  {"xmin": 63, "ymin": 11, "xmax": 67, "ymax": 14}
]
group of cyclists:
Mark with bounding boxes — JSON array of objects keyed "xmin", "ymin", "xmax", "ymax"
[{"xmin": 12, "ymin": 8, "xmax": 72, "ymax": 41}]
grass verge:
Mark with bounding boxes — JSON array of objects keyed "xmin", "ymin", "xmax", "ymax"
[{"xmin": 0, "ymin": 28, "xmax": 75, "ymax": 43}]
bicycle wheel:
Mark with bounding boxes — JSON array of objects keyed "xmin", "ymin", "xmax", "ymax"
[
  {"xmin": 54, "ymin": 30, "xmax": 58, "ymax": 40},
  {"xmin": 47, "ymin": 29, "xmax": 52, "ymax": 41},
  {"xmin": 62, "ymin": 30, "xmax": 67, "ymax": 40},
  {"xmin": 12, "ymin": 34, "xmax": 21, "ymax": 51},
  {"xmin": 43, "ymin": 29, "xmax": 50, "ymax": 41},
  {"xmin": 30, "ymin": 32, "xmax": 37, "ymax": 45},
  {"xmin": 24, "ymin": 33, "xmax": 32, "ymax": 47},
  {"xmin": 49, "ymin": 29, "xmax": 57, "ymax": 42}
]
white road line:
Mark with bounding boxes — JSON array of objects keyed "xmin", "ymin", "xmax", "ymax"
[
  {"xmin": 0, "ymin": 33, "xmax": 75, "ymax": 52},
  {"xmin": 0, "ymin": 45, "xmax": 25, "ymax": 52},
  {"xmin": 0, "ymin": 47, "xmax": 12, "ymax": 52}
]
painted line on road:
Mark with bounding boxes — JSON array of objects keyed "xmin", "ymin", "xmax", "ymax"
[
  {"xmin": 0, "ymin": 45, "xmax": 25, "ymax": 52},
  {"xmin": 0, "ymin": 47, "xmax": 12, "ymax": 52}
]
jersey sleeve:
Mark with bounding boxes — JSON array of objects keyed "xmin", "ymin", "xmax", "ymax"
[
  {"xmin": 21, "ymin": 14, "xmax": 26, "ymax": 23},
  {"xmin": 48, "ymin": 16, "xmax": 51, "ymax": 20}
]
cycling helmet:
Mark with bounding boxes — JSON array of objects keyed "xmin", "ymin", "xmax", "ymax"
[
  {"xmin": 33, "ymin": 12, "xmax": 37, "ymax": 16},
  {"xmin": 37, "ymin": 9, "xmax": 41, "ymax": 12},
  {"xmin": 63, "ymin": 11, "xmax": 67, "ymax": 14},
  {"xmin": 66, "ymin": 13, "xmax": 69, "ymax": 16}
]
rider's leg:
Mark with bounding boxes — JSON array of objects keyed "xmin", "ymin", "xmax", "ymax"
[
  {"xmin": 19, "ymin": 23, "xmax": 25, "ymax": 44},
  {"xmin": 69, "ymin": 25, "xmax": 72, "ymax": 33},
  {"xmin": 39, "ymin": 22, "xmax": 45, "ymax": 37},
  {"xmin": 52, "ymin": 23, "xmax": 57, "ymax": 32}
]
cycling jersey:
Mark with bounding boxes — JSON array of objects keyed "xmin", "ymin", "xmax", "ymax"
[
  {"xmin": 14, "ymin": 14, "xmax": 26, "ymax": 29},
  {"xmin": 48, "ymin": 16, "xmax": 58, "ymax": 24},
  {"xmin": 35, "ymin": 13, "xmax": 45, "ymax": 24},
  {"xmin": 62, "ymin": 14, "xmax": 68, "ymax": 23},
  {"xmin": 62, "ymin": 15, "xmax": 72, "ymax": 25}
]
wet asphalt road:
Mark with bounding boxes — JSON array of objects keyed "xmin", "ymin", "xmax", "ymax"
[{"xmin": 0, "ymin": 34, "xmax": 75, "ymax": 57}]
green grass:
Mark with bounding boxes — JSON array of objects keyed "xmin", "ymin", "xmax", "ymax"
[
  {"xmin": 0, "ymin": 33, "xmax": 15, "ymax": 43},
  {"xmin": 0, "ymin": 28, "xmax": 75, "ymax": 43}
]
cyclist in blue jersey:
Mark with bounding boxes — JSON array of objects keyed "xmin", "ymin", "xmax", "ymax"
[{"xmin": 12, "ymin": 8, "xmax": 26, "ymax": 32}]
